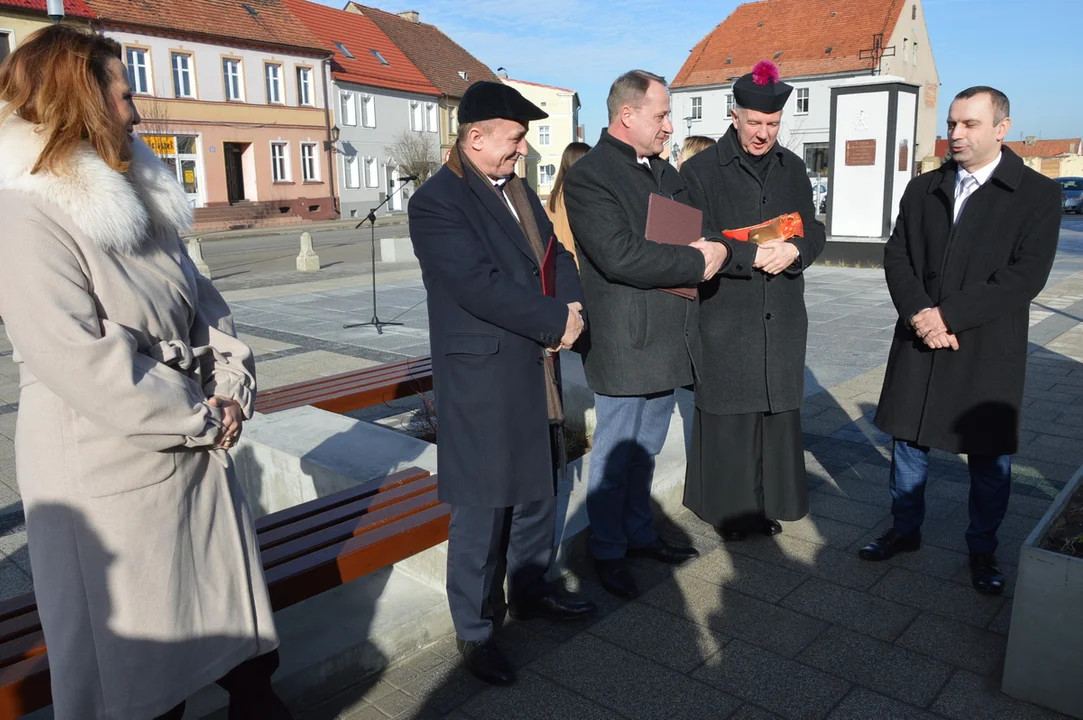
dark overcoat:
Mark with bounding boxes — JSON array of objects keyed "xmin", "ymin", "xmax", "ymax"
[
  {"xmin": 680, "ymin": 127, "xmax": 826, "ymax": 415},
  {"xmin": 874, "ymin": 147, "xmax": 1061, "ymax": 455},
  {"xmin": 409, "ymin": 161, "xmax": 583, "ymax": 508},
  {"xmin": 563, "ymin": 130, "xmax": 707, "ymax": 396}
]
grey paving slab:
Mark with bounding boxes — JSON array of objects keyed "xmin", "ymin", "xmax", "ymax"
[
  {"xmin": 895, "ymin": 612, "xmax": 1007, "ymax": 677},
  {"xmin": 587, "ymin": 601, "xmax": 728, "ymax": 674},
  {"xmin": 798, "ymin": 626, "xmax": 953, "ymax": 707},
  {"xmin": 678, "ymin": 546, "xmax": 809, "ymax": 603},
  {"xmin": 777, "ymin": 514, "xmax": 869, "ymax": 550},
  {"xmin": 731, "ymin": 705, "xmax": 785, "ymax": 720},
  {"xmin": 725, "ymin": 532, "xmax": 892, "ymax": 591},
  {"xmin": 780, "ymin": 577, "xmax": 919, "ymax": 642},
  {"xmin": 869, "ymin": 567, "xmax": 1005, "ymax": 628},
  {"xmin": 640, "ymin": 572, "xmax": 828, "ymax": 659},
  {"xmin": 931, "ymin": 669, "xmax": 1072, "ymax": 720},
  {"xmin": 461, "ymin": 670, "xmax": 625, "ymax": 720},
  {"xmin": 691, "ymin": 639, "xmax": 851, "ymax": 720},
  {"xmin": 987, "ymin": 602, "xmax": 1013, "ymax": 636},
  {"xmin": 807, "ymin": 493, "xmax": 893, "ymax": 529},
  {"xmin": 826, "ymin": 687, "xmax": 942, "ymax": 720},
  {"xmin": 0, "ymin": 554, "xmax": 32, "ymax": 602},
  {"xmin": 529, "ymin": 633, "xmax": 742, "ymax": 720}
]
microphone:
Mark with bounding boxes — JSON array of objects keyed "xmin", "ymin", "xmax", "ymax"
[{"xmin": 398, "ymin": 175, "xmax": 418, "ymax": 182}]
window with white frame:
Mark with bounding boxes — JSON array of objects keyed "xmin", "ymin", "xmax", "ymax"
[
  {"xmin": 296, "ymin": 66, "xmax": 313, "ymax": 106},
  {"xmin": 726, "ymin": 93, "xmax": 735, "ymax": 114},
  {"xmin": 265, "ymin": 63, "xmax": 284, "ymax": 104},
  {"xmin": 364, "ymin": 157, "xmax": 378, "ymax": 187},
  {"xmin": 538, "ymin": 163, "xmax": 555, "ymax": 186},
  {"xmin": 912, "ymin": 41, "xmax": 918, "ymax": 66},
  {"xmin": 301, "ymin": 142, "xmax": 319, "ymax": 182},
  {"xmin": 223, "ymin": 58, "xmax": 243, "ymax": 101},
  {"xmin": 410, "ymin": 101, "xmax": 423, "ymax": 131},
  {"xmin": 795, "ymin": 87, "xmax": 809, "ymax": 115},
  {"xmin": 344, "ymin": 154, "xmax": 361, "ymax": 188},
  {"xmin": 425, "ymin": 102, "xmax": 437, "ymax": 132},
  {"xmin": 538, "ymin": 125, "xmax": 551, "ymax": 146},
  {"xmin": 360, "ymin": 93, "xmax": 375, "ymax": 127},
  {"xmin": 340, "ymin": 91, "xmax": 356, "ymax": 125},
  {"xmin": 903, "ymin": 37, "xmax": 909, "ymax": 62},
  {"xmin": 126, "ymin": 47, "xmax": 151, "ymax": 94},
  {"xmin": 448, "ymin": 108, "xmax": 458, "ymax": 137},
  {"xmin": 171, "ymin": 52, "xmax": 194, "ymax": 98},
  {"xmin": 271, "ymin": 142, "xmax": 290, "ymax": 182},
  {"xmin": 0, "ymin": 32, "xmax": 11, "ymax": 65},
  {"xmin": 691, "ymin": 96, "xmax": 702, "ymax": 120}
]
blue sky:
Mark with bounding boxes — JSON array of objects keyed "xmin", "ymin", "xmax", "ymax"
[{"xmin": 314, "ymin": 0, "xmax": 1082, "ymax": 144}]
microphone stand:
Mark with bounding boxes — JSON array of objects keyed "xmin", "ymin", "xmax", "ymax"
[{"xmin": 343, "ymin": 177, "xmax": 414, "ymax": 334}]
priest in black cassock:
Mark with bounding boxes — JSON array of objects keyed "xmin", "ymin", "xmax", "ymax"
[{"xmin": 679, "ymin": 61, "xmax": 825, "ymax": 541}]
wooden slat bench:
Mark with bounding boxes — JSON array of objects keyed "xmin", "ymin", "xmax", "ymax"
[
  {"xmin": 254, "ymin": 356, "xmax": 433, "ymax": 416},
  {"xmin": 0, "ymin": 466, "xmax": 449, "ymax": 719}
]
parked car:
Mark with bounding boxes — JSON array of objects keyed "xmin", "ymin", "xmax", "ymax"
[{"xmin": 1056, "ymin": 177, "xmax": 1083, "ymax": 214}]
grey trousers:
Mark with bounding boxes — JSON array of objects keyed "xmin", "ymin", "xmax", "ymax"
[{"xmin": 446, "ymin": 496, "xmax": 556, "ymax": 642}]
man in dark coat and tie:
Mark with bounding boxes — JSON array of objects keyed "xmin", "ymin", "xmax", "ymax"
[
  {"xmin": 679, "ymin": 61, "xmax": 825, "ymax": 541},
  {"xmin": 859, "ymin": 86, "xmax": 1061, "ymax": 595},
  {"xmin": 408, "ymin": 81, "xmax": 596, "ymax": 686}
]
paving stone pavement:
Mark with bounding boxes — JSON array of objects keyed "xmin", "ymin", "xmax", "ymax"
[{"xmin": 0, "ymin": 219, "xmax": 1081, "ymax": 718}]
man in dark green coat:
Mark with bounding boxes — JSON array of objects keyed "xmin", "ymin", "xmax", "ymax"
[{"xmin": 679, "ymin": 61, "xmax": 825, "ymax": 541}]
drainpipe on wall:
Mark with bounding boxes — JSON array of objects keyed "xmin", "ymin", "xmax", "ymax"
[{"xmin": 320, "ymin": 56, "xmax": 340, "ymax": 217}]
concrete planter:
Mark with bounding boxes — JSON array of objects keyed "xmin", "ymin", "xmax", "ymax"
[{"xmin": 1002, "ymin": 464, "xmax": 1083, "ymax": 719}]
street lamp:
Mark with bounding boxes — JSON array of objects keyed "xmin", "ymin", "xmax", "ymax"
[
  {"xmin": 684, "ymin": 116, "xmax": 693, "ymax": 134},
  {"xmin": 323, "ymin": 125, "xmax": 341, "ymax": 153},
  {"xmin": 46, "ymin": 0, "xmax": 64, "ymax": 22}
]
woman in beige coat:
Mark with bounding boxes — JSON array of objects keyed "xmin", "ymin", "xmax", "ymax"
[
  {"xmin": 545, "ymin": 141, "xmax": 590, "ymax": 268},
  {"xmin": 0, "ymin": 27, "xmax": 287, "ymax": 720}
]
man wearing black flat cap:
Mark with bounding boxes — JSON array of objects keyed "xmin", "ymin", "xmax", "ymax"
[
  {"xmin": 408, "ymin": 80, "xmax": 596, "ymax": 687},
  {"xmin": 680, "ymin": 60, "xmax": 825, "ymax": 542}
]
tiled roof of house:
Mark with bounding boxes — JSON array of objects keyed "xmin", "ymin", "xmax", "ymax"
[
  {"xmin": 282, "ymin": 0, "xmax": 438, "ymax": 96},
  {"xmin": 83, "ymin": 0, "xmax": 327, "ymax": 55},
  {"xmin": 672, "ymin": 0, "xmax": 905, "ymax": 89},
  {"xmin": 346, "ymin": 3, "xmax": 498, "ymax": 99},
  {"xmin": 0, "ymin": 0, "xmax": 94, "ymax": 19},
  {"xmin": 934, "ymin": 138, "xmax": 1083, "ymax": 159}
]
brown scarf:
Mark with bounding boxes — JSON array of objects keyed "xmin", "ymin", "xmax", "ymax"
[{"xmin": 448, "ymin": 143, "xmax": 564, "ymax": 424}]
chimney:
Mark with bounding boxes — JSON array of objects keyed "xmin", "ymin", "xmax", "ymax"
[
  {"xmin": 397, "ymin": 10, "xmax": 420, "ymax": 22},
  {"xmin": 1024, "ymin": 136, "xmax": 1037, "ymax": 146}
]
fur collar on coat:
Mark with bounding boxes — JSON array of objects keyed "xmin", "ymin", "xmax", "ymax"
[{"xmin": 0, "ymin": 105, "xmax": 192, "ymax": 254}]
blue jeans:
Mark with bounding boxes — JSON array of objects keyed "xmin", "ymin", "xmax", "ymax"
[
  {"xmin": 587, "ymin": 391, "xmax": 677, "ymax": 560},
  {"xmin": 890, "ymin": 439, "xmax": 1012, "ymax": 555}
]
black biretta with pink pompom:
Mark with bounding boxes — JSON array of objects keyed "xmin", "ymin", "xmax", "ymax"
[{"xmin": 732, "ymin": 60, "xmax": 793, "ymax": 113}]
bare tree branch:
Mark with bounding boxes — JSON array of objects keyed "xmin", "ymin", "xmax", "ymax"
[{"xmin": 386, "ymin": 130, "xmax": 440, "ymax": 183}]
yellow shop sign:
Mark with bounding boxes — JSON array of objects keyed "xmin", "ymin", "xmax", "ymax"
[{"xmin": 143, "ymin": 135, "xmax": 176, "ymax": 155}]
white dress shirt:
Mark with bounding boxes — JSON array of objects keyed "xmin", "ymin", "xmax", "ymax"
[
  {"xmin": 492, "ymin": 177, "xmax": 520, "ymax": 222},
  {"xmin": 953, "ymin": 151, "xmax": 1001, "ymax": 223}
]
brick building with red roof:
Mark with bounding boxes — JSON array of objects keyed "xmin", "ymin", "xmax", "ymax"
[
  {"xmin": 79, "ymin": 0, "xmax": 336, "ymax": 231},
  {"xmin": 0, "ymin": 0, "xmax": 94, "ymax": 66},
  {"xmin": 344, "ymin": 3, "xmax": 499, "ymax": 156},
  {"xmin": 284, "ymin": 0, "xmax": 441, "ymax": 219},
  {"xmin": 669, "ymin": 0, "xmax": 940, "ymax": 174}
]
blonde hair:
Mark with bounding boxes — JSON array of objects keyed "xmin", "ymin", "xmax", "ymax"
[
  {"xmin": 0, "ymin": 25, "xmax": 129, "ymax": 174},
  {"xmin": 681, "ymin": 135, "xmax": 715, "ymax": 163}
]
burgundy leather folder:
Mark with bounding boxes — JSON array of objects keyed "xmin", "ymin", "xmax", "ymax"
[{"xmin": 644, "ymin": 193, "xmax": 703, "ymax": 300}]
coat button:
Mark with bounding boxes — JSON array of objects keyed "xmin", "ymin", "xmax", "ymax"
[
  {"xmin": 736, "ymin": 264, "xmax": 745, "ymax": 271},
  {"xmin": 765, "ymin": 313, "xmax": 773, "ymax": 320},
  {"xmin": 537, "ymin": 357, "xmax": 544, "ymax": 365},
  {"xmin": 761, "ymin": 197, "xmax": 767, "ymax": 204},
  {"xmin": 532, "ymin": 266, "xmax": 540, "ymax": 276},
  {"xmin": 926, "ymin": 271, "xmax": 938, "ymax": 280}
]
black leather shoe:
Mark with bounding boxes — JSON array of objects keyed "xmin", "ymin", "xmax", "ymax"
[
  {"xmin": 627, "ymin": 537, "xmax": 700, "ymax": 564},
  {"xmin": 457, "ymin": 638, "xmax": 516, "ymax": 686},
  {"xmin": 858, "ymin": 528, "xmax": 921, "ymax": 562},
  {"xmin": 717, "ymin": 522, "xmax": 748, "ymax": 542},
  {"xmin": 594, "ymin": 558, "xmax": 639, "ymax": 599},
  {"xmin": 761, "ymin": 518, "xmax": 783, "ymax": 537},
  {"xmin": 970, "ymin": 553, "xmax": 1005, "ymax": 595},
  {"xmin": 509, "ymin": 590, "xmax": 597, "ymax": 622}
]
